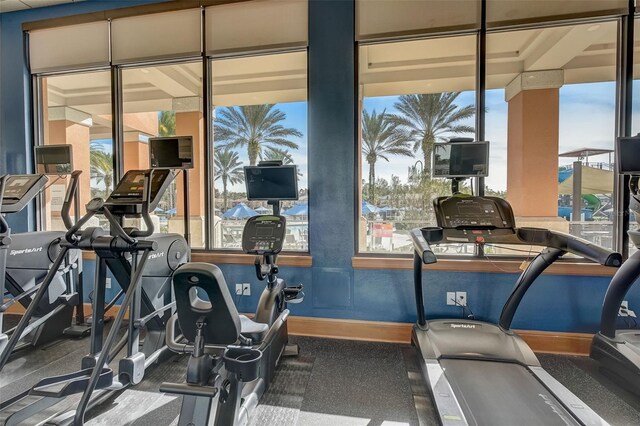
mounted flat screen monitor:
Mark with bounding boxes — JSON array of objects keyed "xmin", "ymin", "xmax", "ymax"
[
  {"xmin": 245, "ymin": 165, "xmax": 299, "ymax": 200},
  {"xmin": 149, "ymin": 136, "xmax": 193, "ymax": 169},
  {"xmin": 617, "ymin": 136, "xmax": 640, "ymax": 174},
  {"xmin": 432, "ymin": 141, "xmax": 489, "ymax": 178},
  {"xmin": 35, "ymin": 144, "xmax": 73, "ymax": 174}
]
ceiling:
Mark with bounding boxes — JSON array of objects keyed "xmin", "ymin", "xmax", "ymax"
[{"xmin": 0, "ymin": 0, "xmax": 85, "ymax": 14}]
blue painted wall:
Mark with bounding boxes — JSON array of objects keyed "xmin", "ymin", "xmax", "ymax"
[{"xmin": 2, "ymin": 0, "xmax": 637, "ymax": 334}]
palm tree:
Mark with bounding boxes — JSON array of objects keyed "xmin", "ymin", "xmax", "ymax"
[
  {"xmin": 214, "ymin": 104, "xmax": 302, "ymax": 165},
  {"xmin": 214, "ymin": 148, "xmax": 245, "ymax": 211},
  {"xmin": 387, "ymin": 93, "xmax": 475, "ymax": 177},
  {"xmin": 262, "ymin": 147, "xmax": 294, "ymax": 165},
  {"xmin": 362, "ymin": 109, "xmax": 412, "ymax": 204},
  {"xmin": 89, "ymin": 142, "xmax": 114, "ymax": 197},
  {"xmin": 159, "ymin": 111, "xmax": 176, "ymax": 136}
]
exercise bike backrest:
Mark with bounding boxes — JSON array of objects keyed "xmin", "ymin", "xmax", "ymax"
[{"xmin": 173, "ymin": 263, "xmax": 241, "ymax": 345}]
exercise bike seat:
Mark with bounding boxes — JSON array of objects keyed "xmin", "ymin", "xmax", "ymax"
[{"xmin": 238, "ymin": 315, "xmax": 268, "ymax": 344}]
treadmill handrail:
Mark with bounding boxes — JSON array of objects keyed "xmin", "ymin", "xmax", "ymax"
[
  {"xmin": 599, "ymin": 249, "xmax": 640, "ymax": 338},
  {"xmin": 517, "ymin": 227, "xmax": 622, "ymax": 267}
]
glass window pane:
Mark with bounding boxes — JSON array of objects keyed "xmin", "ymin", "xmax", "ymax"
[
  {"xmin": 121, "ymin": 62, "xmax": 205, "ymax": 247},
  {"xmin": 629, "ymin": 19, "xmax": 640, "ymax": 256},
  {"xmin": 487, "ymin": 21, "xmax": 618, "ymax": 253},
  {"xmin": 41, "ymin": 70, "xmax": 113, "ymax": 232},
  {"xmin": 358, "ymin": 35, "xmax": 477, "ymax": 254},
  {"xmin": 211, "ymin": 51, "xmax": 308, "ymax": 251}
]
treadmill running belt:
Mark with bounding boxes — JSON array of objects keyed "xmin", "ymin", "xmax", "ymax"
[{"xmin": 440, "ymin": 359, "xmax": 580, "ymax": 426}]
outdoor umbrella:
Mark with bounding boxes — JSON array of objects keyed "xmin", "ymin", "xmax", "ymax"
[
  {"xmin": 255, "ymin": 206, "xmax": 270, "ymax": 214},
  {"xmin": 283, "ymin": 203, "xmax": 309, "ymax": 217},
  {"xmin": 222, "ymin": 202, "xmax": 258, "ymax": 219},
  {"xmin": 362, "ymin": 200, "xmax": 380, "ymax": 215}
]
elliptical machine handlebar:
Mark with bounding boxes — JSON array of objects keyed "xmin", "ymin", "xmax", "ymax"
[
  {"xmin": 60, "ymin": 170, "xmax": 82, "ymax": 231},
  {"xmin": 0, "ymin": 175, "xmax": 9, "ymax": 236}
]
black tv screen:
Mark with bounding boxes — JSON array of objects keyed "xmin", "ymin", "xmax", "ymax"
[
  {"xmin": 245, "ymin": 165, "xmax": 299, "ymax": 200},
  {"xmin": 618, "ymin": 136, "xmax": 640, "ymax": 174},
  {"xmin": 35, "ymin": 144, "xmax": 73, "ymax": 174},
  {"xmin": 149, "ymin": 136, "xmax": 193, "ymax": 169},
  {"xmin": 432, "ymin": 141, "xmax": 489, "ymax": 178}
]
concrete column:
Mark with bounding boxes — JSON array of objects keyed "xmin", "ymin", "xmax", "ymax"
[
  {"xmin": 505, "ymin": 70, "xmax": 568, "ymax": 232},
  {"xmin": 168, "ymin": 99, "xmax": 206, "ymax": 247},
  {"xmin": 46, "ymin": 107, "xmax": 92, "ymax": 230}
]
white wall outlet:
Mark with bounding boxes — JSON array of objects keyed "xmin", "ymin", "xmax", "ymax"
[
  {"xmin": 455, "ymin": 291, "xmax": 467, "ymax": 307},
  {"xmin": 447, "ymin": 292, "xmax": 456, "ymax": 306},
  {"xmin": 106, "ymin": 277, "xmax": 111, "ymax": 289},
  {"xmin": 236, "ymin": 283, "xmax": 251, "ymax": 296}
]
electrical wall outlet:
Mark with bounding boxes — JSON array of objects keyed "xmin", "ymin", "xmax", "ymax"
[
  {"xmin": 446, "ymin": 292, "xmax": 456, "ymax": 305},
  {"xmin": 236, "ymin": 283, "xmax": 251, "ymax": 296},
  {"xmin": 106, "ymin": 277, "xmax": 111, "ymax": 289},
  {"xmin": 455, "ymin": 291, "xmax": 467, "ymax": 307}
]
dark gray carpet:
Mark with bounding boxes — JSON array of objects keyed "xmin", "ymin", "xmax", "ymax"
[{"xmin": 2, "ymin": 330, "xmax": 640, "ymax": 426}]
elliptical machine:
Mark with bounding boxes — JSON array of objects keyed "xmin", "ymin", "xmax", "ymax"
[
  {"xmin": 0, "ymin": 168, "xmax": 189, "ymax": 425},
  {"xmin": 161, "ymin": 161, "xmax": 304, "ymax": 426},
  {"xmin": 591, "ymin": 134, "xmax": 640, "ymax": 395},
  {"xmin": 0, "ymin": 144, "xmax": 87, "ymax": 356}
]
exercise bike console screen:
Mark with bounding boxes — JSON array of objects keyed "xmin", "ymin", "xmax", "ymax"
[
  {"xmin": 149, "ymin": 136, "xmax": 193, "ymax": 169},
  {"xmin": 242, "ymin": 216, "xmax": 286, "ymax": 255},
  {"xmin": 432, "ymin": 141, "xmax": 489, "ymax": 178},
  {"xmin": 245, "ymin": 165, "xmax": 298, "ymax": 200},
  {"xmin": 35, "ymin": 144, "xmax": 73, "ymax": 174},
  {"xmin": 434, "ymin": 196, "xmax": 515, "ymax": 230},
  {"xmin": 617, "ymin": 135, "xmax": 640, "ymax": 174}
]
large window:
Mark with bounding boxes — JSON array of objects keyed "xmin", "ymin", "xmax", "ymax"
[
  {"xmin": 486, "ymin": 21, "xmax": 618, "ymax": 251},
  {"xmin": 121, "ymin": 62, "xmax": 205, "ymax": 247},
  {"xmin": 40, "ymin": 70, "xmax": 113, "ymax": 231},
  {"xmin": 358, "ymin": 35, "xmax": 476, "ymax": 254},
  {"xmin": 211, "ymin": 51, "xmax": 308, "ymax": 251}
]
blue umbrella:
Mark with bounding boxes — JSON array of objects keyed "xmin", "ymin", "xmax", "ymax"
[
  {"xmin": 255, "ymin": 206, "xmax": 270, "ymax": 214},
  {"xmin": 283, "ymin": 203, "xmax": 308, "ymax": 217},
  {"xmin": 165, "ymin": 208, "xmax": 177, "ymax": 215},
  {"xmin": 153, "ymin": 207, "xmax": 164, "ymax": 213},
  {"xmin": 223, "ymin": 202, "xmax": 258, "ymax": 219},
  {"xmin": 362, "ymin": 200, "xmax": 380, "ymax": 215}
]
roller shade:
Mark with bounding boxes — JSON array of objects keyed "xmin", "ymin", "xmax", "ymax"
[
  {"xmin": 487, "ymin": 0, "xmax": 629, "ymax": 28},
  {"xmin": 111, "ymin": 8, "xmax": 202, "ymax": 64},
  {"xmin": 357, "ymin": 0, "xmax": 480, "ymax": 41},
  {"xmin": 206, "ymin": 0, "xmax": 307, "ymax": 55},
  {"xmin": 29, "ymin": 21, "xmax": 110, "ymax": 73}
]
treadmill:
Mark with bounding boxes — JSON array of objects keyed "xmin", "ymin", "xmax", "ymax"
[
  {"xmin": 590, "ymin": 135, "xmax": 640, "ymax": 395},
  {"xmin": 411, "ymin": 140, "xmax": 621, "ymax": 426}
]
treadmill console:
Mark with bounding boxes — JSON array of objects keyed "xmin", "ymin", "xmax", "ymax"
[
  {"xmin": 1, "ymin": 175, "xmax": 48, "ymax": 214},
  {"xmin": 105, "ymin": 169, "xmax": 174, "ymax": 215},
  {"xmin": 433, "ymin": 196, "xmax": 516, "ymax": 230},
  {"xmin": 242, "ymin": 215, "xmax": 286, "ymax": 255}
]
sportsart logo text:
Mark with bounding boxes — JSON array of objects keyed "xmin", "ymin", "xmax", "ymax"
[
  {"xmin": 148, "ymin": 252, "xmax": 165, "ymax": 260},
  {"xmin": 450, "ymin": 323, "xmax": 476, "ymax": 329},
  {"xmin": 9, "ymin": 247, "xmax": 43, "ymax": 256}
]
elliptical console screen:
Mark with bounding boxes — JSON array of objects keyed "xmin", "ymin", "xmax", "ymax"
[
  {"xmin": 149, "ymin": 136, "xmax": 193, "ymax": 169},
  {"xmin": 617, "ymin": 135, "xmax": 640, "ymax": 174},
  {"xmin": 3, "ymin": 175, "xmax": 46, "ymax": 201},
  {"xmin": 434, "ymin": 196, "xmax": 515, "ymax": 230},
  {"xmin": 35, "ymin": 144, "xmax": 73, "ymax": 174},
  {"xmin": 432, "ymin": 141, "xmax": 489, "ymax": 178},
  {"xmin": 242, "ymin": 216, "xmax": 286, "ymax": 255},
  {"xmin": 245, "ymin": 165, "xmax": 299, "ymax": 200},
  {"xmin": 109, "ymin": 169, "xmax": 172, "ymax": 202}
]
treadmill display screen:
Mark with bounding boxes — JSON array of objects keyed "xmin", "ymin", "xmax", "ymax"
[
  {"xmin": 245, "ymin": 165, "xmax": 299, "ymax": 200},
  {"xmin": 35, "ymin": 145, "xmax": 73, "ymax": 174},
  {"xmin": 149, "ymin": 136, "xmax": 194, "ymax": 169},
  {"xmin": 618, "ymin": 136, "xmax": 640, "ymax": 174},
  {"xmin": 433, "ymin": 141, "xmax": 489, "ymax": 178}
]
